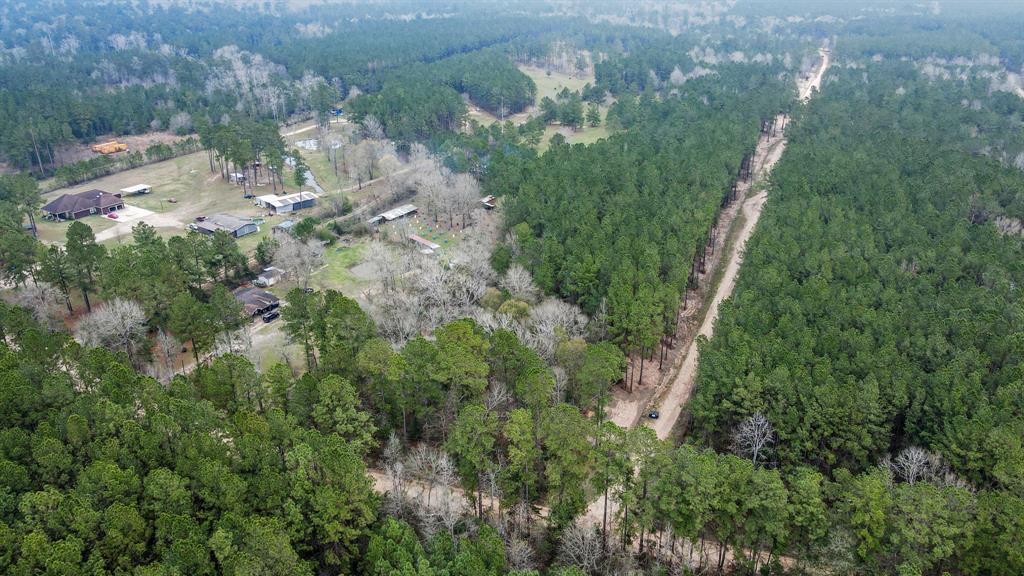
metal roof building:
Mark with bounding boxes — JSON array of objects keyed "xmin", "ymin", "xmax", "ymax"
[
  {"xmin": 233, "ymin": 286, "xmax": 280, "ymax": 317},
  {"xmin": 256, "ymin": 192, "xmax": 317, "ymax": 214},
  {"xmin": 369, "ymin": 204, "xmax": 418, "ymax": 225},
  {"xmin": 195, "ymin": 214, "xmax": 259, "ymax": 238}
]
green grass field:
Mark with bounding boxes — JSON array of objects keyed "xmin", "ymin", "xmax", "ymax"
[
  {"xmin": 536, "ymin": 106, "xmax": 613, "ymax": 152},
  {"xmin": 35, "ymin": 151, "xmax": 278, "ymax": 245},
  {"xmin": 520, "ymin": 65, "xmax": 593, "ymax": 105},
  {"xmin": 310, "ymin": 242, "xmax": 367, "ymax": 293},
  {"xmin": 283, "ymin": 119, "xmax": 358, "ymax": 194}
]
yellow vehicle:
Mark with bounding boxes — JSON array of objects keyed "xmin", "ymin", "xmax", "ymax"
[{"xmin": 90, "ymin": 141, "xmax": 128, "ymax": 154}]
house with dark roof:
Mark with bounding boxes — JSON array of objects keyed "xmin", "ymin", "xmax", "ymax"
[
  {"xmin": 233, "ymin": 286, "xmax": 280, "ymax": 317},
  {"xmin": 195, "ymin": 214, "xmax": 259, "ymax": 238},
  {"xmin": 41, "ymin": 189, "xmax": 124, "ymax": 221}
]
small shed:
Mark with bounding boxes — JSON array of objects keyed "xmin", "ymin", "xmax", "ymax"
[
  {"xmin": 256, "ymin": 192, "xmax": 317, "ymax": 215},
  {"xmin": 273, "ymin": 220, "xmax": 296, "ymax": 235},
  {"xmin": 375, "ymin": 204, "xmax": 418, "ymax": 223},
  {"xmin": 409, "ymin": 234, "xmax": 441, "ymax": 254},
  {"xmin": 254, "ymin": 267, "xmax": 285, "ymax": 287},
  {"xmin": 229, "ymin": 172, "xmax": 246, "ymax": 183},
  {"xmin": 120, "ymin": 184, "xmax": 152, "ymax": 196}
]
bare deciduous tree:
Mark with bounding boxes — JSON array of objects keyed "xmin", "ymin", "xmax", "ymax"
[
  {"xmin": 501, "ymin": 264, "xmax": 538, "ymax": 303},
  {"xmin": 74, "ymin": 298, "xmax": 148, "ymax": 366},
  {"xmin": 362, "ymin": 114, "xmax": 386, "ymax": 140},
  {"xmin": 559, "ymin": 522, "xmax": 603, "ymax": 573},
  {"xmin": 344, "ymin": 139, "xmax": 375, "ymax": 189},
  {"xmin": 732, "ymin": 412, "xmax": 775, "ymax": 467},
  {"xmin": 272, "ymin": 235, "xmax": 324, "ymax": 288},
  {"xmin": 450, "ymin": 173, "xmax": 481, "ymax": 229},
  {"xmin": 885, "ymin": 446, "xmax": 970, "ymax": 490},
  {"xmin": 890, "ymin": 446, "xmax": 932, "ymax": 485},
  {"xmin": 154, "ymin": 327, "xmax": 182, "ymax": 382},
  {"xmin": 507, "ymin": 538, "xmax": 535, "ymax": 571},
  {"xmin": 485, "ymin": 382, "xmax": 512, "ymax": 412},
  {"xmin": 12, "ymin": 281, "xmax": 64, "ymax": 331},
  {"xmin": 551, "ymin": 366, "xmax": 568, "ymax": 403}
]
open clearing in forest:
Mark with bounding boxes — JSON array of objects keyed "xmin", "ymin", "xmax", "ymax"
[
  {"xmin": 35, "ymin": 151, "xmax": 276, "ymax": 247},
  {"xmin": 282, "ymin": 118, "xmax": 358, "ymax": 195},
  {"xmin": 466, "ymin": 64, "xmax": 596, "ymax": 127}
]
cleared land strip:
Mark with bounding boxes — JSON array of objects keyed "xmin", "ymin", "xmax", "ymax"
[
  {"xmin": 644, "ymin": 43, "xmax": 830, "ymax": 441},
  {"xmin": 645, "ymin": 128, "xmax": 787, "ymax": 440}
]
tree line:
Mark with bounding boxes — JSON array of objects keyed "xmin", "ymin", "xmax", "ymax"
[{"xmin": 2, "ymin": 299, "xmax": 1014, "ymax": 575}]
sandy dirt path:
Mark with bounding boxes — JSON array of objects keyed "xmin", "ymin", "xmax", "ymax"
[
  {"xmin": 799, "ymin": 47, "xmax": 831, "ymax": 101},
  {"xmin": 641, "ymin": 42, "xmax": 830, "ymax": 440},
  {"xmin": 644, "ymin": 130, "xmax": 787, "ymax": 440},
  {"xmin": 281, "ymin": 118, "xmax": 346, "ymax": 138}
]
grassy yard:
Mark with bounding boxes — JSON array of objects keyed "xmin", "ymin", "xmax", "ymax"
[
  {"xmin": 249, "ymin": 321, "xmax": 305, "ymax": 372},
  {"xmin": 407, "ymin": 218, "xmax": 464, "ymax": 250},
  {"xmin": 465, "ymin": 64, "xmax": 613, "ymax": 152},
  {"xmin": 35, "ymin": 214, "xmax": 118, "ymax": 244},
  {"xmin": 35, "ymin": 151, "xmax": 281, "ymax": 245},
  {"xmin": 466, "ymin": 65, "xmax": 596, "ymax": 127},
  {"xmin": 34, "ymin": 146, "xmax": 325, "ymax": 252},
  {"xmin": 310, "ymin": 241, "xmax": 368, "ymax": 294},
  {"xmin": 537, "ymin": 106, "xmax": 613, "ymax": 152},
  {"xmin": 282, "ymin": 119, "xmax": 358, "ymax": 194},
  {"xmin": 264, "ymin": 239, "xmax": 369, "ymax": 300}
]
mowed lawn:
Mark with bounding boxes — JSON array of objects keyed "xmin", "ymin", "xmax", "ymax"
[
  {"xmin": 310, "ymin": 241, "xmax": 368, "ymax": 294},
  {"xmin": 36, "ymin": 151, "xmax": 300, "ymax": 248},
  {"xmin": 521, "ymin": 65, "xmax": 593, "ymax": 105},
  {"xmin": 264, "ymin": 240, "xmax": 369, "ymax": 300},
  {"xmin": 465, "ymin": 64, "xmax": 613, "ymax": 151},
  {"xmin": 467, "ymin": 65, "xmax": 595, "ymax": 126}
]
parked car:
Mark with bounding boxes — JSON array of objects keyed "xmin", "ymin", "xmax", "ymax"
[
  {"xmin": 187, "ymin": 223, "xmax": 198, "ymax": 231},
  {"xmin": 647, "ymin": 410, "xmax": 660, "ymax": 420},
  {"xmin": 107, "ymin": 212, "xmax": 119, "ymax": 219},
  {"xmin": 195, "ymin": 215, "xmax": 207, "ymax": 222},
  {"xmin": 303, "ymin": 287, "xmax": 315, "ymax": 294},
  {"xmin": 262, "ymin": 310, "xmax": 280, "ymax": 323}
]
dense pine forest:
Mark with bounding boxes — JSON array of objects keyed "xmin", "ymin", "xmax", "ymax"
[
  {"xmin": 3, "ymin": 1, "xmax": 1024, "ymax": 575},
  {"xmin": 488, "ymin": 64, "xmax": 789, "ymax": 369}
]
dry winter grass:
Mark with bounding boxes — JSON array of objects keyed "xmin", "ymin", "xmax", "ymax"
[{"xmin": 36, "ymin": 151, "xmax": 272, "ymax": 246}]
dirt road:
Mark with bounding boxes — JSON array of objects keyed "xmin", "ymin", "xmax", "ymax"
[
  {"xmin": 369, "ymin": 44, "xmax": 831, "ymax": 568},
  {"xmin": 799, "ymin": 46, "xmax": 831, "ymax": 101},
  {"xmin": 642, "ymin": 44, "xmax": 830, "ymax": 440},
  {"xmin": 642, "ymin": 125, "xmax": 787, "ymax": 440}
]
